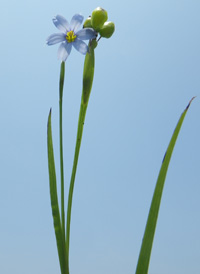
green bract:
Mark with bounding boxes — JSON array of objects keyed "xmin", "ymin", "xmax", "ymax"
[
  {"xmin": 83, "ymin": 16, "xmax": 92, "ymax": 28},
  {"xmin": 99, "ymin": 21, "xmax": 115, "ymax": 38},
  {"xmin": 91, "ymin": 7, "xmax": 108, "ymax": 31}
]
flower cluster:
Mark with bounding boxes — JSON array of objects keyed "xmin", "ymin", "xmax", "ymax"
[{"xmin": 46, "ymin": 8, "xmax": 115, "ymax": 61}]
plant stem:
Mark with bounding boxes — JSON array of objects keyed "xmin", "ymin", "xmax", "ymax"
[
  {"xmin": 59, "ymin": 61, "xmax": 66, "ymax": 240},
  {"xmin": 66, "ymin": 100, "xmax": 87, "ymax": 257},
  {"xmin": 65, "ymin": 40, "xmax": 96, "ymax": 268}
]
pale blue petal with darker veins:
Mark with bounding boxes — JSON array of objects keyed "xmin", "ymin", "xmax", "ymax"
[
  {"xmin": 72, "ymin": 39, "xmax": 88, "ymax": 55},
  {"xmin": 70, "ymin": 14, "xmax": 84, "ymax": 32},
  {"xmin": 46, "ymin": 33, "xmax": 66, "ymax": 45},
  {"xmin": 53, "ymin": 15, "xmax": 70, "ymax": 33},
  {"xmin": 76, "ymin": 28, "xmax": 97, "ymax": 40},
  {"xmin": 57, "ymin": 42, "xmax": 72, "ymax": 61}
]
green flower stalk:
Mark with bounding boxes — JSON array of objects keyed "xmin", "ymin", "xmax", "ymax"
[
  {"xmin": 59, "ymin": 61, "xmax": 66, "ymax": 240},
  {"xmin": 66, "ymin": 39, "xmax": 96, "ymax": 260}
]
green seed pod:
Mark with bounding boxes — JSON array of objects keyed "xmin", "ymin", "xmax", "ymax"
[
  {"xmin": 91, "ymin": 7, "xmax": 108, "ymax": 31},
  {"xmin": 83, "ymin": 16, "xmax": 92, "ymax": 28},
  {"xmin": 99, "ymin": 21, "xmax": 115, "ymax": 38}
]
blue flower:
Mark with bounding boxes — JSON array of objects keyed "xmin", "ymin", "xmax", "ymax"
[{"xmin": 46, "ymin": 14, "xmax": 97, "ymax": 61}]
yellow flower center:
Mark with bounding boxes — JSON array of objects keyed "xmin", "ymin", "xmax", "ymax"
[{"xmin": 66, "ymin": 31, "xmax": 77, "ymax": 43}]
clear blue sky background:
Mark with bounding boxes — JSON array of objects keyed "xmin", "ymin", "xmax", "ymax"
[{"xmin": 1, "ymin": 1, "xmax": 200, "ymax": 274}]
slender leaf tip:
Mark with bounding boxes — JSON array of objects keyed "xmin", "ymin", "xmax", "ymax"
[
  {"xmin": 186, "ymin": 96, "xmax": 196, "ymax": 110},
  {"xmin": 162, "ymin": 97, "xmax": 195, "ymax": 164}
]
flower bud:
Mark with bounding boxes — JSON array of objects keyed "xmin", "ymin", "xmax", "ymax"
[
  {"xmin": 91, "ymin": 7, "xmax": 108, "ymax": 31},
  {"xmin": 83, "ymin": 16, "xmax": 92, "ymax": 28},
  {"xmin": 99, "ymin": 21, "xmax": 115, "ymax": 38}
]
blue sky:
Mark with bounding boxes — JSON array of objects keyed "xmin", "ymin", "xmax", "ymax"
[{"xmin": 1, "ymin": 0, "xmax": 200, "ymax": 274}]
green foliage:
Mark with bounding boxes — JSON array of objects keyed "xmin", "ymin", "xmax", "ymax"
[
  {"xmin": 47, "ymin": 110, "xmax": 69, "ymax": 274},
  {"xmin": 135, "ymin": 98, "xmax": 195, "ymax": 274}
]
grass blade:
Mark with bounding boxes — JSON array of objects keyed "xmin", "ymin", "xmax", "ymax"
[
  {"xmin": 135, "ymin": 98, "xmax": 195, "ymax": 274},
  {"xmin": 47, "ymin": 109, "xmax": 68, "ymax": 274}
]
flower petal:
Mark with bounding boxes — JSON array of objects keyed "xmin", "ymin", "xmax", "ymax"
[
  {"xmin": 57, "ymin": 42, "xmax": 72, "ymax": 61},
  {"xmin": 53, "ymin": 15, "xmax": 70, "ymax": 33},
  {"xmin": 76, "ymin": 28, "xmax": 97, "ymax": 40},
  {"xmin": 70, "ymin": 14, "xmax": 84, "ymax": 32},
  {"xmin": 73, "ymin": 39, "xmax": 88, "ymax": 55},
  {"xmin": 46, "ymin": 33, "xmax": 66, "ymax": 45}
]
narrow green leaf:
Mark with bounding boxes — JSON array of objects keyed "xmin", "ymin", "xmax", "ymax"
[
  {"xmin": 59, "ymin": 62, "xmax": 66, "ymax": 241},
  {"xmin": 135, "ymin": 98, "xmax": 195, "ymax": 274},
  {"xmin": 65, "ymin": 40, "xmax": 96, "ymax": 260},
  {"xmin": 47, "ymin": 109, "xmax": 68, "ymax": 274}
]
